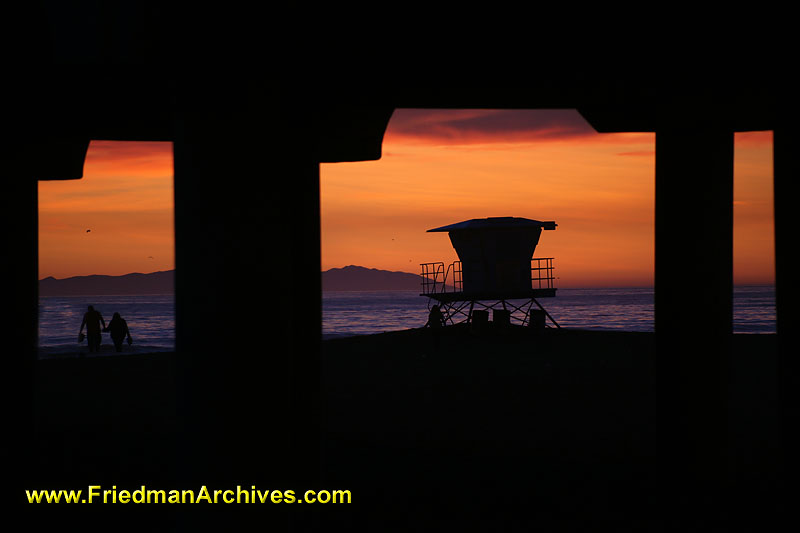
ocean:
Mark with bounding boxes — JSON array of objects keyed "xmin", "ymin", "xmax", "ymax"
[
  {"xmin": 321, "ymin": 285, "xmax": 777, "ymax": 339},
  {"xmin": 36, "ymin": 286, "xmax": 776, "ymax": 357},
  {"xmin": 38, "ymin": 294, "xmax": 175, "ymax": 358}
]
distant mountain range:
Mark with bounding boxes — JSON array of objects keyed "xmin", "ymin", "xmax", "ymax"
[
  {"xmin": 322, "ymin": 265, "xmax": 424, "ymax": 291},
  {"xmin": 39, "ymin": 266, "xmax": 425, "ymax": 296},
  {"xmin": 39, "ymin": 270, "xmax": 174, "ymax": 296}
]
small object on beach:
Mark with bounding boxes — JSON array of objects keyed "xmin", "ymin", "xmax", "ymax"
[{"xmin": 86, "ymin": 229, "xmax": 91, "ymax": 233}]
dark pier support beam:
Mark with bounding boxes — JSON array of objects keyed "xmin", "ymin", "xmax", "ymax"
[
  {"xmin": 5, "ymin": 137, "xmax": 89, "ymax": 519},
  {"xmin": 3, "ymin": 146, "xmax": 39, "ymax": 512},
  {"xmin": 774, "ymin": 115, "xmax": 799, "ymax": 511},
  {"xmin": 654, "ymin": 125, "xmax": 733, "ymax": 522},
  {"xmin": 172, "ymin": 82, "xmax": 323, "ymax": 529}
]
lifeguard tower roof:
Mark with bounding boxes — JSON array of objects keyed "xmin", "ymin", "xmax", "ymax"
[{"xmin": 427, "ymin": 217, "xmax": 556, "ymax": 232}]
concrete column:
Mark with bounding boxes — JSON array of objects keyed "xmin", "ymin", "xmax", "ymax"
[
  {"xmin": 774, "ymin": 117, "xmax": 798, "ymax": 508},
  {"xmin": 2, "ymin": 148, "xmax": 38, "ymax": 505},
  {"xmin": 172, "ymin": 83, "xmax": 321, "ymax": 528},
  {"xmin": 654, "ymin": 125, "xmax": 734, "ymax": 518}
]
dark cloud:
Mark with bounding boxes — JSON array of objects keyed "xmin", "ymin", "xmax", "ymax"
[{"xmin": 386, "ymin": 109, "xmax": 597, "ymax": 143}]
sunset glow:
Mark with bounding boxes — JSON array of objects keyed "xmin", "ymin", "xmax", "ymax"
[
  {"xmin": 321, "ymin": 109, "xmax": 774, "ymax": 288},
  {"xmin": 38, "ymin": 141, "xmax": 174, "ymax": 280},
  {"xmin": 37, "ymin": 111, "xmax": 774, "ymax": 289},
  {"xmin": 733, "ymin": 131, "xmax": 775, "ymax": 286}
]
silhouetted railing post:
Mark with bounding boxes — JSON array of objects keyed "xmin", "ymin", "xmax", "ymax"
[{"xmin": 655, "ymin": 124, "xmax": 733, "ymax": 523}]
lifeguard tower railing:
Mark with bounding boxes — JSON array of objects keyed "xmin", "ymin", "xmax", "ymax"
[
  {"xmin": 420, "ymin": 258, "xmax": 555, "ymax": 296},
  {"xmin": 420, "ymin": 258, "xmax": 560, "ymax": 328},
  {"xmin": 420, "ymin": 261, "xmax": 460, "ymax": 295}
]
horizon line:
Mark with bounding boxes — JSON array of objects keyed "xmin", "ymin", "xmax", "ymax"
[
  {"xmin": 39, "ymin": 265, "xmax": 776, "ymax": 291},
  {"xmin": 39, "ymin": 269, "xmax": 174, "ymax": 282}
]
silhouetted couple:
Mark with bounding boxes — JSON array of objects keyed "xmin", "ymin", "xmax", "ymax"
[
  {"xmin": 425, "ymin": 305, "xmax": 446, "ymax": 351},
  {"xmin": 80, "ymin": 306, "xmax": 132, "ymax": 353}
]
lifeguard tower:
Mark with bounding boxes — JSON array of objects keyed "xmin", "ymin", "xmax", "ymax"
[{"xmin": 420, "ymin": 217, "xmax": 560, "ymax": 329}]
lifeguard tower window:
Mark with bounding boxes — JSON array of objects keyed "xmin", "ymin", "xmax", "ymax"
[{"xmin": 37, "ymin": 141, "xmax": 176, "ymax": 357}]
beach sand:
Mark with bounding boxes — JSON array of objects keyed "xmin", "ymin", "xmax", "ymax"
[{"xmin": 27, "ymin": 326, "xmax": 782, "ymax": 530}]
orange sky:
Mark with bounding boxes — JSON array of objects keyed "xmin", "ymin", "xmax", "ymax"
[
  {"xmin": 732, "ymin": 131, "xmax": 775, "ymax": 286},
  {"xmin": 321, "ymin": 109, "xmax": 775, "ymax": 288},
  {"xmin": 38, "ymin": 141, "xmax": 174, "ymax": 279},
  {"xmin": 37, "ymin": 111, "xmax": 774, "ymax": 288}
]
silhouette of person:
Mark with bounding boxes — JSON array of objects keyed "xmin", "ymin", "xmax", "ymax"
[
  {"xmin": 425, "ymin": 305, "xmax": 446, "ymax": 350},
  {"xmin": 80, "ymin": 305, "xmax": 106, "ymax": 353},
  {"xmin": 106, "ymin": 312, "xmax": 132, "ymax": 352}
]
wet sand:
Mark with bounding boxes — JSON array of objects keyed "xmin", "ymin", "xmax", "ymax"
[{"xmin": 28, "ymin": 326, "xmax": 782, "ymax": 530}]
